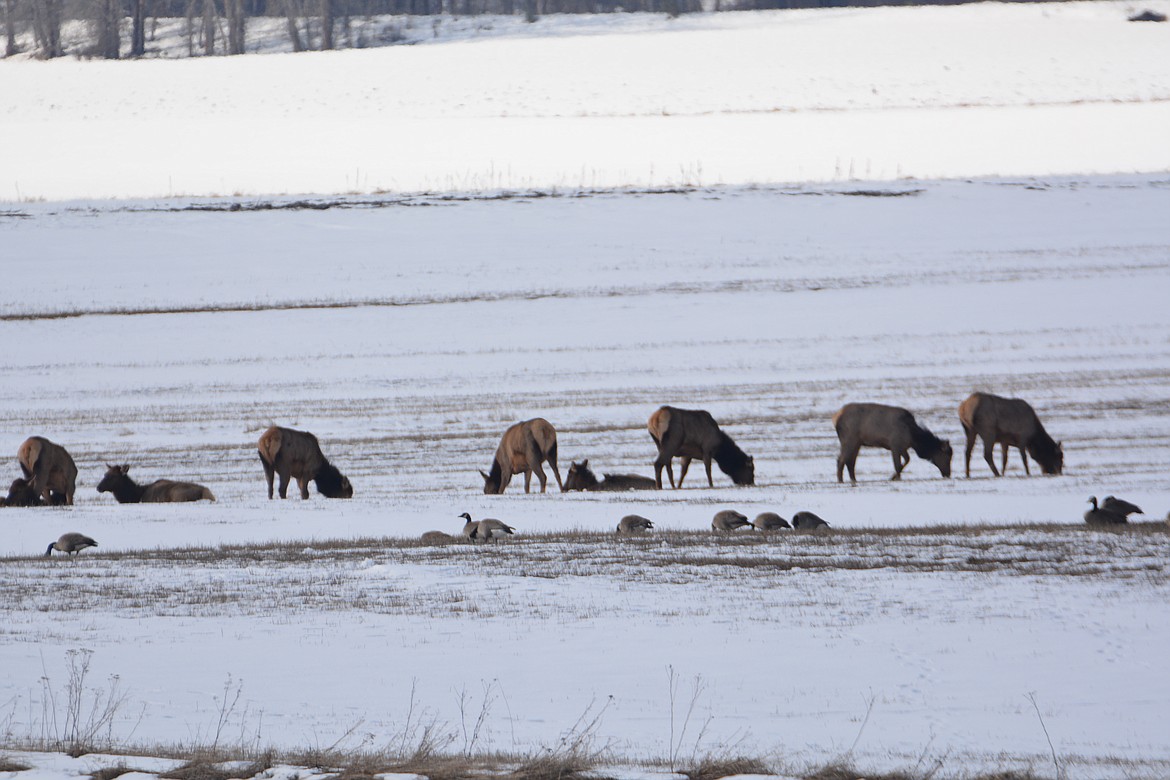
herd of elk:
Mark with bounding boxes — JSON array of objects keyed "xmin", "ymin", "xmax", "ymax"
[{"xmin": 0, "ymin": 393, "xmax": 1084, "ymax": 524}]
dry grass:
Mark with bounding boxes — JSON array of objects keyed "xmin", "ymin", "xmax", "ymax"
[
  {"xmin": 0, "ymin": 756, "xmax": 32, "ymax": 772},
  {"xmin": 681, "ymin": 755, "xmax": 772, "ymax": 780}
]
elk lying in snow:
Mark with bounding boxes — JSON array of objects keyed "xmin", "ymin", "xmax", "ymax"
[
  {"xmin": 480, "ymin": 418, "xmax": 563, "ymax": 494},
  {"xmin": 97, "ymin": 464, "xmax": 216, "ymax": 503},
  {"xmin": 562, "ymin": 460, "xmax": 656, "ymax": 492},
  {"xmin": 17, "ymin": 436, "xmax": 78, "ymax": 505},
  {"xmin": 258, "ymin": 426, "xmax": 353, "ymax": 499},
  {"xmin": 958, "ymin": 392, "xmax": 1063, "ymax": 477},
  {"xmin": 2, "ymin": 477, "xmax": 65, "ymax": 507},
  {"xmin": 833, "ymin": 403, "xmax": 952, "ymax": 483},
  {"xmin": 648, "ymin": 406, "xmax": 755, "ymax": 489}
]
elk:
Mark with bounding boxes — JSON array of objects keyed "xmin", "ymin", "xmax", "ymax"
[
  {"xmin": 97, "ymin": 464, "xmax": 216, "ymax": 503},
  {"xmin": 17, "ymin": 436, "xmax": 78, "ymax": 505},
  {"xmin": 833, "ymin": 403, "xmax": 952, "ymax": 483},
  {"xmin": 648, "ymin": 406, "xmax": 755, "ymax": 489},
  {"xmin": 3, "ymin": 477, "xmax": 52, "ymax": 507},
  {"xmin": 258, "ymin": 426, "xmax": 353, "ymax": 499},
  {"xmin": 480, "ymin": 418, "xmax": 563, "ymax": 494},
  {"xmin": 958, "ymin": 392, "xmax": 1063, "ymax": 477},
  {"xmin": 562, "ymin": 460, "xmax": 656, "ymax": 492}
]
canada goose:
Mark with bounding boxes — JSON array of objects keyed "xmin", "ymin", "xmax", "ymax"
[
  {"xmin": 1084, "ymin": 497, "xmax": 1127, "ymax": 526},
  {"xmin": 616, "ymin": 515, "xmax": 654, "ymax": 534},
  {"xmin": 45, "ymin": 532, "xmax": 98, "ymax": 557},
  {"xmin": 792, "ymin": 511, "xmax": 830, "ymax": 530},
  {"xmin": 751, "ymin": 512, "xmax": 790, "ymax": 531},
  {"xmin": 458, "ymin": 513, "xmax": 514, "ymax": 541},
  {"xmin": 1101, "ymin": 496, "xmax": 1143, "ymax": 519},
  {"xmin": 420, "ymin": 531, "xmax": 455, "ymax": 545},
  {"xmin": 711, "ymin": 510, "xmax": 751, "ymax": 532}
]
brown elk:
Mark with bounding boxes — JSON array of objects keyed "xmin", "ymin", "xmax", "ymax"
[
  {"xmin": 97, "ymin": 464, "xmax": 216, "ymax": 503},
  {"xmin": 3, "ymin": 477, "xmax": 49, "ymax": 507},
  {"xmin": 833, "ymin": 403, "xmax": 952, "ymax": 483},
  {"xmin": 958, "ymin": 392, "xmax": 1063, "ymax": 478},
  {"xmin": 258, "ymin": 426, "xmax": 353, "ymax": 499},
  {"xmin": 648, "ymin": 406, "xmax": 755, "ymax": 489},
  {"xmin": 480, "ymin": 418, "xmax": 563, "ymax": 494},
  {"xmin": 562, "ymin": 459, "xmax": 656, "ymax": 492},
  {"xmin": 17, "ymin": 436, "xmax": 78, "ymax": 505}
]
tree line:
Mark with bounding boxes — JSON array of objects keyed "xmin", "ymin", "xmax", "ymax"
[{"xmin": 2, "ymin": 0, "xmax": 973, "ymax": 59}]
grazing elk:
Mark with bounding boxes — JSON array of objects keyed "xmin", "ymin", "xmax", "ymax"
[
  {"xmin": 97, "ymin": 464, "xmax": 216, "ymax": 503},
  {"xmin": 562, "ymin": 459, "xmax": 656, "ymax": 492},
  {"xmin": 480, "ymin": 418, "xmax": 563, "ymax": 494},
  {"xmin": 833, "ymin": 403, "xmax": 952, "ymax": 483},
  {"xmin": 18, "ymin": 436, "xmax": 78, "ymax": 505},
  {"xmin": 257, "ymin": 426, "xmax": 353, "ymax": 500},
  {"xmin": 648, "ymin": 406, "xmax": 755, "ymax": 489},
  {"xmin": 957, "ymin": 392, "xmax": 1063, "ymax": 478}
]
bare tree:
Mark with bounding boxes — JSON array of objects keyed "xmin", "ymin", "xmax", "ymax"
[
  {"xmin": 283, "ymin": 0, "xmax": 305, "ymax": 51},
  {"xmin": 319, "ymin": 0, "xmax": 331, "ymax": 49},
  {"xmin": 30, "ymin": 0, "xmax": 63, "ymax": 57},
  {"xmin": 93, "ymin": 0, "xmax": 121, "ymax": 58},
  {"xmin": 130, "ymin": 0, "xmax": 147, "ymax": 56},
  {"xmin": 225, "ymin": 0, "xmax": 244, "ymax": 54},
  {"xmin": 4, "ymin": 0, "xmax": 18, "ymax": 56}
]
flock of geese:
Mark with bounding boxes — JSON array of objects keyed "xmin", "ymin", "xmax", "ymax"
[{"xmin": 38, "ymin": 497, "xmax": 1153, "ymax": 559}]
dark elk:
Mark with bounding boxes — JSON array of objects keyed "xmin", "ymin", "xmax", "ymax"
[
  {"xmin": 562, "ymin": 460, "xmax": 656, "ymax": 492},
  {"xmin": 648, "ymin": 406, "xmax": 755, "ymax": 489},
  {"xmin": 833, "ymin": 402, "xmax": 952, "ymax": 483},
  {"xmin": 958, "ymin": 392, "xmax": 1063, "ymax": 477},
  {"xmin": 17, "ymin": 436, "xmax": 78, "ymax": 505},
  {"xmin": 480, "ymin": 418, "xmax": 563, "ymax": 494},
  {"xmin": 258, "ymin": 426, "xmax": 353, "ymax": 499},
  {"xmin": 2, "ymin": 477, "xmax": 65, "ymax": 507},
  {"xmin": 97, "ymin": 464, "xmax": 216, "ymax": 503}
]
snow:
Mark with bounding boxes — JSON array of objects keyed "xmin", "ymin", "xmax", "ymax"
[
  {"xmin": 3, "ymin": 2, "xmax": 1170, "ymax": 201},
  {"xmin": 3, "ymin": 3, "xmax": 1170, "ymax": 778}
]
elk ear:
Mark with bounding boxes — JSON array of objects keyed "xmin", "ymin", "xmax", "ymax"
[
  {"xmin": 479, "ymin": 470, "xmax": 490, "ymax": 481},
  {"xmin": 581, "ymin": 459, "xmax": 588, "ymax": 467},
  {"xmin": 120, "ymin": 464, "xmax": 131, "ymax": 473}
]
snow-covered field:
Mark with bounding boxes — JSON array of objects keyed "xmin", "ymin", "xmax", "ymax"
[
  {"xmin": 3, "ymin": 2, "xmax": 1170, "ymax": 778},
  {"xmin": 3, "ymin": 1, "xmax": 1170, "ymax": 201}
]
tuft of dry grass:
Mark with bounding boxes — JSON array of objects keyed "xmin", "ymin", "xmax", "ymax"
[
  {"xmin": 159, "ymin": 755, "xmax": 271, "ymax": 780},
  {"xmin": 802, "ymin": 764, "xmax": 918, "ymax": 780},
  {"xmin": 681, "ymin": 755, "xmax": 772, "ymax": 780},
  {"xmin": 89, "ymin": 766, "xmax": 148, "ymax": 780},
  {"xmin": 0, "ymin": 756, "xmax": 32, "ymax": 772}
]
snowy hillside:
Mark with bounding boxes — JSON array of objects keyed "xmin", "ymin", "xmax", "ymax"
[{"xmin": 2, "ymin": 1, "xmax": 1170, "ymax": 201}]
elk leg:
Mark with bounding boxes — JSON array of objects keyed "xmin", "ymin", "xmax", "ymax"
[
  {"xmin": 534, "ymin": 463, "xmax": 548, "ymax": 493},
  {"xmin": 548, "ymin": 455, "xmax": 563, "ymax": 491},
  {"xmin": 262, "ymin": 460, "xmax": 276, "ymax": 500},
  {"xmin": 1000, "ymin": 443, "xmax": 1010, "ymax": 475},
  {"xmin": 297, "ymin": 476, "xmax": 310, "ymax": 499},
  {"xmin": 678, "ymin": 456, "xmax": 692, "ymax": 488},
  {"xmin": 1019, "ymin": 446, "xmax": 1030, "ymax": 476},
  {"xmin": 962, "ymin": 427, "xmax": 977, "ymax": 478},
  {"xmin": 703, "ymin": 457, "xmax": 714, "ymax": 488},
  {"xmin": 983, "ymin": 440, "xmax": 1000, "ymax": 477},
  {"xmin": 891, "ymin": 449, "xmax": 906, "ymax": 481},
  {"xmin": 278, "ymin": 472, "xmax": 292, "ymax": 499},
  {"xmin": 523, "ymin": 469, "xmax": 533, "ymax": 493}
]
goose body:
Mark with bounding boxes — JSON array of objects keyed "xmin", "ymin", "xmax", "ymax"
[
  {"xmin": 45, "ymin": 532, "xmax": 98, "ymax": 557},
  {"xmin": 1085, "ymin": 497, "xmax": 1127, "ymax": 526},
  {"xmin": 712, "ymin": 510, "xmax": 751, "ymax": 532},
  {"xmin": 751, "ymin": 512, "xmax": 790, "ymax": 531},
  {"xmin": 792, "ymin": 511, "xmax": 830, "ymax": 530},
  {"xmin": 458, "ymin": 513, "xmax": 514, "ymax": 541},
  {"xmin": 1101, "ymin": 496, "xmax": 1143, "ymax": 518},
  {"xmin": 616, "ymin": 515, "xmax": 654, "ymax": 535}
]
